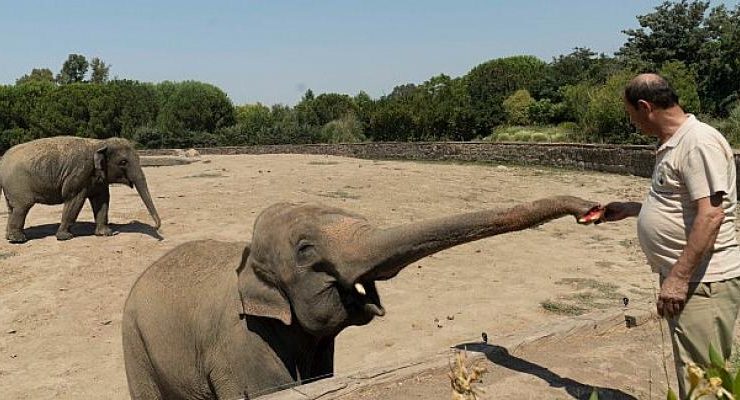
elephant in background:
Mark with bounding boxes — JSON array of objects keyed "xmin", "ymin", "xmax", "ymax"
[
  {"xmin": 122, "ymin": 196, "xmax": 602, "ymax": 399},
  {"xmin": 0, "ymin": 136, "xmax": 161, "ymax": 243}
]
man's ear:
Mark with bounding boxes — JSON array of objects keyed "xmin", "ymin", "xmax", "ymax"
[
  {"xmin": 236, "ymin": 245, "xmax": 292, "ymax": 325},
  {"xmin": 637, "ymin": 99, "xmax": 652, "ymax": 113}
]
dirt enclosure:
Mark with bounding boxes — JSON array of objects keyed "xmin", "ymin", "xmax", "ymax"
[{"xmin": 0, "ymin": 153, "xmax": 678, "ymax": 399}]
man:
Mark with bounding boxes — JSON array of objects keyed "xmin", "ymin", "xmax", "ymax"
[{"xmin": 602, "ymin": 73, "xmax": 740, "ymax": 397}]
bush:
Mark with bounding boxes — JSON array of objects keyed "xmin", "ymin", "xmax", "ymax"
[
  {"xmin": 156, "ymin": 81, "xmax": 236, "ymax": 136},
  {"xmin": 503, "ymin": 89, "xmax": 535, "ymax": 125},
  {"xmin": 528, "ymin": 99, "xmax": 562, "ymax": 125},
  {"xmin": 560, "ymin": 83, "xmax": 593, "ymax": 123},
  {"xmin": 0, "ymin": 128, "xmax": 32, "ymax": 154},
  {"xmin": 715, "ymin": 103, "xmax": 740, "ymax": 147},
  {"xmin": 582, "ymin": 70, "xmax": 645, "ymax": 143},
  {"xmin": 319, "ymin": 113, "xmax": 366, "ymax": 143},
  {"xmin": 659, "ymin": 61, "xmax": 701, "ymax": 114}
]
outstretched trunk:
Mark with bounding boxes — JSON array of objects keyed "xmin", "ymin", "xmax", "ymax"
[
  {"xmin": 342, "ymin": 196, "xmax": 596, "ymax": 284},
  {"xmin": 131, "ymin": 171, "xmax": 161, "ymax": 230}
]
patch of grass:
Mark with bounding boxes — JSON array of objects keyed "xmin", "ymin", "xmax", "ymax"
[
  {"xmin": 184, "ymin": 171, "xmax": 226, "ymax": 178},
  {"xmin": 545, "ymin": 278, "xmax": 627, "ymax": 315},
  {"xmin": 317, "ymin": 190, "xmax": 360, "ymax": 200},
  {"xmin": 0, "ymin": 251, "xmax": 16, "ymax": 260},
  {"xmin": 594, "ymin": 261, "xmax": 616, "ymax": 269},
  {"xmin": 308, "ymin": 160, "xmax": 340, "ymax": 165},
  {"xmin": 486, "ymin": 125, "xmax": 579, "ymax": 143},
  {"xmin": 540, "ymin": 300, "xmax": 587, "ymax": 316}
]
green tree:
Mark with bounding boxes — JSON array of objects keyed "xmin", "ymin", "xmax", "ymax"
[
  {"xmin": 353, "ymin": 91, "xmax": 375, "ymax": 132},
  {"xmin": 223, "ymin": 103, "xmax": 274, "ymax": 145},
  {"xmin": 560, "ymin": 82, "xmax": 595, "ymax": 124},
  {"xmin": 367, "ymin": 101, "xmax": 416, "ymax": 142},
  {"xmin": 307, "ymin": 93, "xmax": 358, "ymax": 126},
  {"xmin": 57, "ymin": 54, "xmax": 89, "ymax": 84},
  {"xmin": 156, "ymin": 81, "xmax": 236, "ymax": 136},
  {"xmin": 619, "ymin": 0, "xmax": 709, "ymax": 72},
  {"xmin": 659, "ymin": 61, "xmax": 700, "ymax": 114},
  {"xmin": 30, "ymin": 83, "xmax": 92, "ymax": 137},
  {"xmin": 108, "ymin": 80, "xmax": 159, "ymax": 140},
  {"xmin": 503, "ymin": 89, "xmax": 535, "ymax": 125},
  {"xmin": 465, "ymin": 55, "xmax": 547, "ymax": 135},
  {"xmin": 541, "ymin": 48, "xmax": 623, "ymax": 101},
  {"xmin": 16, "ymin": 68, "xmax": 55, "ymax": 85},
  {"xmin": 698, "ymin": 3, "xmax": 740, "ymax": 115},
  {"xmin": 583, "ymin": 70, "xmax": 647, "ymax": 143},
  {"xmin": 90, "ymin": 57, "xmax": 111, "ymax": 84},
  {"xmin": 9, "ymin": 80, "xmax": 57, "ymax": 132}
]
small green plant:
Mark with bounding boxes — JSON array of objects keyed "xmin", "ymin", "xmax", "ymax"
[
  {"xmin": 539, "ymin": 300, "xmax": 587, "ymax": 316},
  {"xmin": 670, "ymin": 344, "xmax": 740, "ymax": 399}
]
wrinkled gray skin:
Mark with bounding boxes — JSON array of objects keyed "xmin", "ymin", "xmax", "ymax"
[
  {"xmin": 122, "ymin": 196, "xmax": 598, "ymax": 399},
  {"xmin": 0, "ymin": 136, "xmax": 161, "ymax": 243}
]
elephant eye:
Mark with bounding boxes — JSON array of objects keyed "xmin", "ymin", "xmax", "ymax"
[
  {"xmin": 296, "ymin": 241, "xmax": 317, "ymax": 264},
  {"xmin": 118, "ymin": 159, "xmax": 128, "ymax": 167},
  {"xmin": 297, "ymin": 242, "xmax": 314, "ymax": 255}
]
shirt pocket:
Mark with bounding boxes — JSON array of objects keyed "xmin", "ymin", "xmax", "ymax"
[{"xmin": 652, "ymin": 161, "xmax": 682, "ymax": 194}]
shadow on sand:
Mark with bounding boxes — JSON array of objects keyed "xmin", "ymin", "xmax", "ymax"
[
  {"xmin": 23, "ymin": 221, "xmax": 163, "ymax": 241},
  {"xmin": 454, "ymin": 342, "xmax": 637, "ymax": 400}
]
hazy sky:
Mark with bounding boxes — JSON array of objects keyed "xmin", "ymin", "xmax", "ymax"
[{"xmin": 0, "ymin": 1, "xmax": 734, "ymax": 105}]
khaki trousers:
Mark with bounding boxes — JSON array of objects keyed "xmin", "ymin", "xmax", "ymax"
[{"xmin": 666, "ymin": 276, "xmax": 740, "ymax": 398}]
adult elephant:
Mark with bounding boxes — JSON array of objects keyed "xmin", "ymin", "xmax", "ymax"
[
  {"xmin": 122, "ymin": 197, "xmax": 603, "ymax": 399},
  {"xmin": 0, "ymin": 136, "xmax": 161, "ymax": 243}
]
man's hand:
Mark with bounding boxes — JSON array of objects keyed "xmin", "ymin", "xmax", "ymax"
[
  {"xmin": 599, "ymin": 201, "xmax": 642, "ymax": 223},
  {"xmin": 657, "ymin": 275, "xmax": 690, "ymax": 318}
]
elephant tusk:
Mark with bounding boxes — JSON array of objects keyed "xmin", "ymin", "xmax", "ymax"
[{"xmin": 354, "ymin": 283, "xmax": 367, "ymax": 296}]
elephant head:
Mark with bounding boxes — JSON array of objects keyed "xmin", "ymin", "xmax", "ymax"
[
  {"xmin": 237, "ymin": 196, "xmax": 601, "ymax": 338},
  {"xmin": 94, "ymin": 138, "xmax": 161, "ymax": 230}
]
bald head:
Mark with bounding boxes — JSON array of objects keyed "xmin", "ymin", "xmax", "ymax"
[{"xmin": 624, "ymin": 73, "xmax": 680, "ymax": 109}]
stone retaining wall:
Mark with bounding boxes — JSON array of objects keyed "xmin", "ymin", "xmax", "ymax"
[{"xmin": 139, "ymin": 142, "xmax": 659, "ymax": 178}]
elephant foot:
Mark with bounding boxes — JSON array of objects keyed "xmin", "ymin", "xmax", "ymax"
[
  {"xmin": 7, "ymin": 231, "xmax": 27, "ymax": 244},
  {"xmin": 56, "ymin": 231, "xmax": 74, "ymax": 241},
  {"xmin": 95, "ymin": 226, "xmax": 114, "ymax": 236}
]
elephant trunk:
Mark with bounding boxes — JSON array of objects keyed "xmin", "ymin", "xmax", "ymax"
[
  {"xmin": 345, "ymin": 196, "xmax": 597, "ymax": 284},
  {"xmin": 132, "ymin": 172, "xmax": 161, "ymax": 230}
]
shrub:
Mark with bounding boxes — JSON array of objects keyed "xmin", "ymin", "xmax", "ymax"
[
  {"xmin": 503, "ymin": 89, "xmax": 535, "ymax": 125},
  {"xmin": 716, "ymin": 103, "xmax": 740, "ymax": 147},
  {"xmin": 582, "ymin": 70, "xmax": 643, "ymax": 143},
  {"xmin": 659, "ymin": 61, "xmax": 701, "ymax": 114},
  {"xmin": 319, "ymin": 113, "xmax": 366, "ymax": 143}
]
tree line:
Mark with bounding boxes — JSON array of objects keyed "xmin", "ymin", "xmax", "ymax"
[{"xmin": 2, "ymin": 0, "xmax": 739, "ymax": 153}]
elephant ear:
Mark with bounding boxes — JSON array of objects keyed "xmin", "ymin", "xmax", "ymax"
[
  {"xmin": 93, "ymin": 145, "xmax": 107, "ymax": 182},
  {"xmin": 236, "ymin": 245, "xmax": 292, "ymax": 326}
]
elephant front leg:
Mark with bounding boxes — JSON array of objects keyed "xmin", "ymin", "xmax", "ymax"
[
  {"xmin": 7, "ymin": 202, "xmax": 31, "ymax": 243},
  {"xmin": 89, "ymin": 187, "xmax": 113, "ymax": 237},
  {"xmin": 57, "ymin": 191, "xmax": 87, "ymax": 241}
]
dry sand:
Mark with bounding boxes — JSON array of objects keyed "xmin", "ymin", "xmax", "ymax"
[{"xmin": 0, "ymin": 154, "xmax": 667, "ymax": 399}]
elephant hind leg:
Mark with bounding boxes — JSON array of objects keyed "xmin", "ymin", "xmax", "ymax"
[{"xmin": 122, "ymin": 315, "xmax": 164, "ymax": 400}]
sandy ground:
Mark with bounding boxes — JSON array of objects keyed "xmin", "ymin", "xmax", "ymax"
[
  {"xmin": 0, "ymin": 154, "xmax": 664, "ymax": 399},
  {"xmin": 342, "ymin": 317, "xmax": 675, "ymax": 400}
]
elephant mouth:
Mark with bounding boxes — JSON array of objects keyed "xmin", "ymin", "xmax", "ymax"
[{"xmin": 338, "ymin": 279, "xmax": 385, "ymax": 317}]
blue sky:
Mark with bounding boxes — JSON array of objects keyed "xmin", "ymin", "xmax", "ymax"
[{"xmin": 0, "ymin": 1, "xmax": 734, "ymax": 105}]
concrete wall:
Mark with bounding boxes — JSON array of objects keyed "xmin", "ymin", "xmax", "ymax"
[{"xmin": 139, "ymin": 142, "xmax": 659, "ymax": 178}]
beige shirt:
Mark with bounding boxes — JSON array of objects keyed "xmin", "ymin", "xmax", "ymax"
[{"xmin": 637, "ymin": 114, "xmax": 740, "ymax": 282}]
